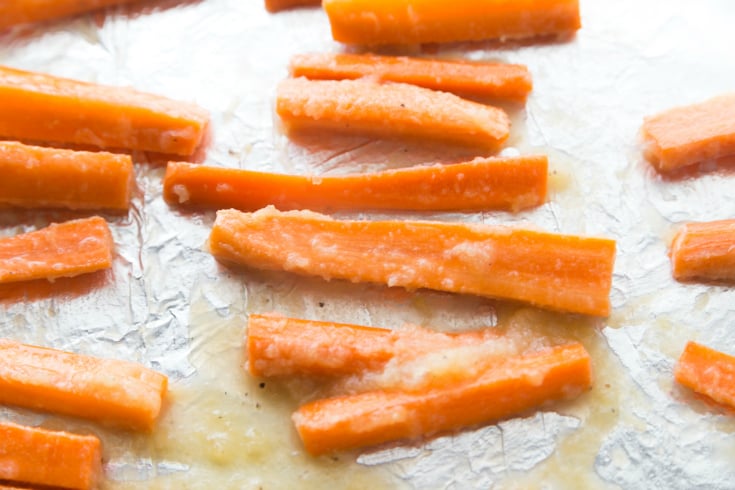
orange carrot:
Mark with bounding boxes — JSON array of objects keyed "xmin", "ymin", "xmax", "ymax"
[
  {"xmin": 265, "ymin": 0, "xmax": 321, "ymax": 13},
  {"xmin": 323, "ymin": 0, "xmax": 581, "ymax": 45},
  {"xmin": 0, "ymin": 216, "xmax": 114, "ymax": 284},
  {"xmin": 209, "ymin": 207, "xmax": 616, "ymax": 316},
  {"xmin": 675, "ymin": 341, "xmax": 735, "ymax": 410},
  {"xmin": 0, "ymin": 0, "xmax": 141, "ymax": 31},
  {"xmin": 669, "ymin": 219, "xmax": 735, "ymax": 282},
  {"xmin": 641, "ymin": 94, "xmax": 735, "ymax": 172},
  {"xmin": 0, "ymin": 338, "xmax": 168, "ymax": 431},
  {"xmin": 0, "ymin": 141, "xmax": 133, "ymax": 211},
  {"xmin": 293, "ymin": 342, "xmax": 591, "ymax": 454},
  {"xmin": 164, "ymin": 156, "xmax": 547, "ymax": 213},
  {"xmin": 0, "ymin": 420, "xmax": 101, "ymax": 490},
  {"xmin": 290, "ymin": 53, "xmax": 533, "ymax": 102},
  {"xmin": 0, "ymin": 65, "xmax": 208, "ymax": 156},
  {"xmin": 276, "ymin": 78, "xmax": 510, "ymax": 151}
]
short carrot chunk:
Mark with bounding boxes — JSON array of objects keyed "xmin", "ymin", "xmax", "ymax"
[
  {"xmin": 669, "ymin": 219, "xmax": 735, "ymax": 282},
  {"xmin": 0, "ymin": 0, "xmax": 141, "ymax": 31},
  {"xmin": 0, "ymin": 141, "xmax": 133, "ymax": 211},
  {"xmin": 675, "ymin": 341, "xmax": 735, "ymax": 410},
  {"xmin": 209, "ymin": 207, "xmax": 616, "ymax": 316},
  {"xmin": 0, "ymin": 338, "xmax": 168, "ymax": 431},
  {"xmin": 322, "ymin": 0, "xmax": 581, "ymax": 45},
  {"xmin": 164, "ymin": 155, "xmax": 547, "ymax": 213},
  {"xmin": 0, "ymin": 420, "xmax": 101, "ymax": 490},
  {"xmin": 264, "ymin": 0, "xmax": 321, "ymax": 12},
  {"xmin": 289, "ymin": 53, "xmax": 533, "ymax": 102},
  {"xmin": 641, "ymin": 94, "xmax": 735, "ymax": 172},
  {"xmin": 276, "ymin": 78, "xmax": 510, "ymax": 152},
  {"xmin": 292, "ymin": 342, "xmax": 592, "ymax": 455},
  {"xmin": 0, "ymin": 216, "xmax": 114, "ymax": 284},
  {"xmin": 0, "ymin": 65, "xmax": 209, "ymax": 156}
]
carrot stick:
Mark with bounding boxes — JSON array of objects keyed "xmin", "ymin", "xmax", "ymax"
[
  {"xmin": 323, "ymin": 0, "xmax": 581, "ymax": 45},
  {"xmin": 0, "ymin": 141, "xmax": 133, "ymax": 211},
  {"xmin": 675, "ymin": 341, "xmax": 735, "ymax": 410},
  {"xmin": 290, "ymin": 53, "xmax": 533, "ymax": 102},
  {"xmin": 293, "ymin": 342, "xmax": 592, "ymax": 455},
  {"xmin": 265, "ymin": 0, "xmax": 321, "ymax": 13},
  {"xmin": 209, "ymin": 207, "xmax": 616, "ymax": 316},
  {"xmin": 0, "ymin": 0, "xmax": 142, "ymax": 31},
  {"xmin": 0, "ymin": 420, "xmax": 101, "ymax": 490},
  {"xmin": 0, "ymin": 216, "xmax": 114, "ymax": 284},
  {"xmin": 0, "ymin": 338, "xmax": 168, "ymax": 431},
  {"xmin": 0, "ymin": 65, "xmax": 208, "ymax": 156},
  {"xmin": 276, "ymin": 78, "xmax": 510, "ymax": 152},
  {"xmin": 164, "ymin": 155, "xmax": 547, "ymax": 213},
  {"xmin": 669, "ymin": 219, "xmax": 735, "ymax": 282},
  {"xmin": 641, "ymin": 94, "xmax": 735, "ymax": 172}
]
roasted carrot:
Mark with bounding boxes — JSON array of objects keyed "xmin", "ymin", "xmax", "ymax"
[
  {"xmin": 0, "ymin": 216, "xmax": 114, "ymax": 284},
  {"xmin": 209, "ymin": 207, "xmax": 616, "ymax": 316},
  {"xmin": 0, "ymin": 65, "xmax": 208, "ymax": 156},
  {"xmin": 290, "ymin": 53, "xmax": 533, "ymax": 102},
  {"xmin": 293, "ymin": 342, "xmax": 591, "ymax": 454},
  {"xmin": 675, "ymin": 341, "xmax": 735, "ymax": 410},
  {"xmin": 276, "ymin": 78, "xmax": 510, "ymax": 152},
  {"xmin": 0, "ymin": 0, "xmax": 142, "ymax": 31},
  {"xmin": 0, "ymin": 141, "xmax": 133, "ymax": 211},
  {"xmin": 323, "ymin": 0, "xmax": 581, "ymax": 45},
  {"xmin": 164, "ymin": 155, "xmax": 547, "ymax": 213},
  {"xmin": 0, "ymin": 338, "xmax": 168, "ymax": 431},
  {"xmin": 641, "ymin": 94, "xmax": 735, "ymax": 172},
  {"xmin": 0, "ymin": 420, "xmax": 101, "ymax": 490},
  {"xmin": 265, "ymin": 0, "xmax": 321, "ymax": 13},
  {"xmin": 669, "ymin": 219, "xmax": 735, "ymax": 282}
]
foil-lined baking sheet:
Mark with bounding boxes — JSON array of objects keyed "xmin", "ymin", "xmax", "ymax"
[{"xmin": 1, "ymin": 0, "xmax": 735, "ymax": 488}]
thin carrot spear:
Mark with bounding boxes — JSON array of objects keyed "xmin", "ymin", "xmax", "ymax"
[
  {"xmin": 675, "ymin": 341, "xmax": 735, "ymax": 410},
  {"xmin": 669, "ymin": 219, "xmax": 735, "ymax": 282},
  {"xmin": 0, "ymin": 0, "xmax": 142, "ymax": 31}
]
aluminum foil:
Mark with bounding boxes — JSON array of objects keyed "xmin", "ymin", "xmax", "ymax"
[{"xmin": 1, "ymin": 0, "xmax": 735, "ymax": 488}]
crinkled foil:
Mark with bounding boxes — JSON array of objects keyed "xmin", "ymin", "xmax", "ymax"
[{"xmin": 1, "ymin": 0, "xmax": 735, "ymax": 488}]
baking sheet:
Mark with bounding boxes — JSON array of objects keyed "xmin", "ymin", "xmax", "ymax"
[{"xmin": 1, "ymin": 0, "xmax": 735, "ymax": 488}]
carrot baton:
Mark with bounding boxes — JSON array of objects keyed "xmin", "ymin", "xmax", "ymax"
[
  {"xmin": 293, "ymin": 342, "xmax": 592, "ymax": 455},
  {"xmin": 641, "ymin": 94, "xmax": 735, "ymax": 172},
  {"xmin": 290, "ymin": 53, "xmax": 533, "ymax": 102},
  {"xmin": 164, "ymin": 155, "xmax": 547, "ymax": 213},
  {"xmin": 276, "ymin": 78, "xmax": 510, "ymax": 152},
  {"xmin": 265, "ymin": 0, "xmax": 321, "ymax": 13},
  {"xmin": 0, "ymin": 421, "xmax": 101, "ymax": 490},
  {"xmin": 669, "ymin": 219, "xmax": 735, "ymax": 282},
  {"xmin": 675, "ymin": 341, "xmax": 735, "ymax": 410},
  {"xmin": 0, "ymin": 338, "xmax": 168, "ymax": 431},
  {"xmin": 323, "ymin": 0, "xmax": 581, "ymax": 46},
  {"xmin": 209, "ymin": 207, "xmax": 617, "ymax": 316},
  {"xmin": 0, "ymin": 141, "xmax": 133, "ymax": 211},
  {"xmin": 0, "ymin": 65, "xmax": 208, "ymax": 156},
  {"xmin": 0, "ymin": 0, "xmax": 143, "ymax": 31}
]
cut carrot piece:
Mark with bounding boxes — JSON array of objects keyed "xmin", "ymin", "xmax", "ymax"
[
  {"xmin": 265, "ymin": 0, "xmax": 321, "ymax": 13},
  {"xmin": 0, "ymin": 216, "xmax": 114, "ymax": 284},
  {"xmin": 323, "ymin": 0, "xmax": 581, "ymax": 45},
  {"xmin": 290, "ymin": 53, "xmax": 533, "ymax": 102},
  {"xmin": 641, "ymin": 94, "xmax": 735, "ymax": 172},
  {"xmin": 0, "ymin": 0, "xmax": 141, "ymax": 31},
  {"xmin": 0, "ymin": 338, "xmax": 168, "ymax": 431},
  {"xmin": 675, "ymin": 341, "xmax": 735, "ymax": 410},
  {"xmin": 0, "ymin": 420, "xmax": 101, "ymax": 490},
  {"xmin": 293, "ymin": 342, "xmax": 591, "ymax": 455},
  {"xmin": 164, "ymin": 156, "xmax": 547, "ymax": 213},
  {"xmin": 0, "ymin": 141, "xmax": 133, "ymax": 211},
  {"xmin": 0, "ymin": 65, "xmax": 208, "ymax": 156},
  {"xmin": 276, "ymin": 78, "xmax": 510, "ymax": 151},
  {"xmin": 209, "ymin": 207, "xmax": 616, "ymax": 316},
  {"xmin": 669, "ymin": 219, "xmax": 735, "ymax": 282}
]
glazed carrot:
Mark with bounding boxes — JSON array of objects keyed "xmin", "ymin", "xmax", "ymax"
[
  {"xmin": 0, "ymin": 65, "xmax": 208, "ymax": 156},
  {"xmin": 290, "ymin": 53, "xmax": 533, "ymax": 102},
  {"xmin": 0, "ymin": 0, "xmax": 141, "ymax": 31},
  {"xmin": 164, "ymin": 156, "xmax": 547, "ymax": 213},
  {"xmin": 641, "ymin": 94, "xmax": 735, "ymax": 172},
  {"xmin": 323, "ymin": 0, "xmax": 581, "ymax": 45},
  {"xmin": 0, "ymin": 216, "xmax": 113, "ymax": 284},
  {"xmin": 209, "ymin": 207, "xmax": 616, "ymax": 316},
  {"xmin": 293, "ymin": 342, "xmax": 591, "ymax": 454},
  {"xmin": 675, "ymin": 341, "xmax": 735, "ymax": 410},
  {"xmin": 0, "ymin": 338, "xmax": 168, "ymax": 431},
  {"xmin": 276, "ymin": 78, "xmax": 510, "ymax": 152},
  {"xmin": 669, "ymin": 219, "xmax": 735, "ymax": 282},
  {"xmin": 0, "ymin": 421, "xmax": 101, "ymax": 490},
  {"xmin": 0, "ymin": 141, "xmax": 133, "ymax": 211},
  {"xmin": 265, "ymin": 0, "xmax": 321, "ymax": 12}
]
